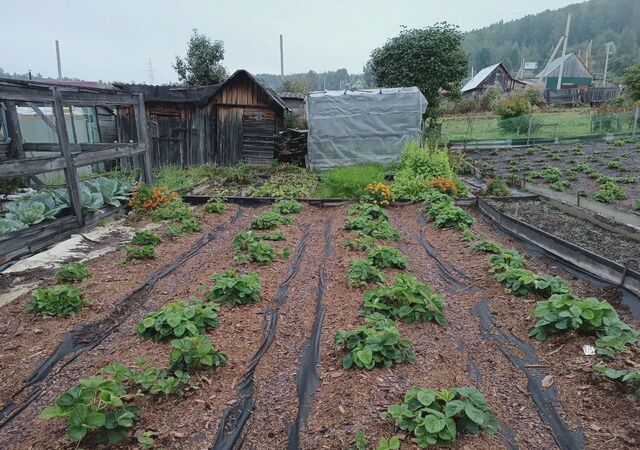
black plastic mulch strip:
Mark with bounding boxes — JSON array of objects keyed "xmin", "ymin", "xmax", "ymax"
[
  {"xmin": 417, "ymin": 234, "xmax": 476, "ymax": 294},
  {"xmin": 471, "ymin": 299, "xmax": 585, "ymax": 450},
  {"xmin": 211, "ymin": 225, "xmax": 310, "ymax": 450},
  {"xmin": 0, "ymin": 208, "xmax": 244, "ymax": 430},
  {"xmin": 286, "ymin": 221, "xmax": 333, "ymax": 450}
]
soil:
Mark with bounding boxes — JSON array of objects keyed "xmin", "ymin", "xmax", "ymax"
[
  {"xmin": 488, "ymin": 198, "xmax": 640, "ymax": 272},
  {"xmin": 465, "ymin": 141, "xmax": 640, "ymax": 213},
  {"xmin": 0, "ymin": 203, "xmax": 639, "ymax": 449}
]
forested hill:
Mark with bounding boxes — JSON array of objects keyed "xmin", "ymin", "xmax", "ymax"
[{"xmin": 463, "ymin": 0, "xmax": 640, "ymax": 78}]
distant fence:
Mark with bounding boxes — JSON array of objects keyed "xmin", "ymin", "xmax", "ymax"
[{"xmin": 443, "ymin": 107, "xmax": 639, "ymax": 148}]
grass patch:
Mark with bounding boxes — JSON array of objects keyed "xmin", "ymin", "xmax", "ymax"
[{"xmin": 314, "ymin": 164, "xmax": 385, "ymax": 198}]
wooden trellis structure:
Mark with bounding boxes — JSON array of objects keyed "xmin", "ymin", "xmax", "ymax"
[{"xmin": 0, "ymin": 78, "xmax": 153, "ymax": 264}]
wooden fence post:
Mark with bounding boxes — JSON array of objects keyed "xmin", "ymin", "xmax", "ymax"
[
  {"xmin": 4, "ymin": 101, "xmax": 25, "ymax": 159},
  {"xmin": 633, "ymin": 107, "xmax": 639, "ymax": 137},
  {"xmin": 134, "ymin": 93, "xmax": 154, "ymax": 184},
  {"xmin": 52, "ymin": 88, "xmax": 84, "ymax": 226},
  {"xmin": 526, "ymin": 114, "xmax": 533, "ymax": 146}
]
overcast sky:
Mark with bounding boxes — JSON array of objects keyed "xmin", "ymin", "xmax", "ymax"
[{"xmin": 2, "ymin": 0, "xmax": 582, "ymax": 84}]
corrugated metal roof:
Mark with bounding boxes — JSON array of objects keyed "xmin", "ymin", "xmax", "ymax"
[{"xmin": 461, "ymin": 63, "xmax": 501, "ymax": 92}]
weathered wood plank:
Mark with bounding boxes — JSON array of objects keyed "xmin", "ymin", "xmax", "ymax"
[
  {"xmin": 73, "ymin": 145, "xmax": 147, "ymax": 167},
  {"xmin": 0, "ymin": 85, "xmax": 138, "ymax": 105},
  {"xmin": 0, "ymin": 155, "xmax": 65, "ymax": 178},
  {"xmin": 4, "ymin": 101, "xmax": 25, "ymax": 159},
  {"xmin": 135, "ymin": 94, "xmax": 154, "ymax": 184}
]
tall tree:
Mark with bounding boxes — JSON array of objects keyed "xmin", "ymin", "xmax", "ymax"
[
  {"xmin": 173, "ymin": 29, "xmax": 228, "ymax": 86},
  {"xmin": 368, "ymin": 23, "xmax": 468, "ymax": 126},
  {"xmin": 622, "ymin": 63, "xmax": 640, "ymax": 101}
]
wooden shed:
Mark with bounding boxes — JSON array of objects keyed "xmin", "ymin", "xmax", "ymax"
[
  {"xmin": 118, "ymin": 70, "xmax": 288, "ymax": 168},
  {"xmin": 461, "ymin": 63, "xmax": 528, "ymax": 99}
]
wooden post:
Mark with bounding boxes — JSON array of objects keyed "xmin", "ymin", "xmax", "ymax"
[
  {"xmin": 4, "ymin": 101, "xmax": 25, "ymax": 159},
  {"xmin": 134, "ymin": 93, "xmax": 154, "ymax": 184},
  {"xmin": 633, "ymin": 107, "xmax": 639, "ymax": 137},
  {"xmin": 52, "ymin": 88, "xmax": 84, "ymax": 226},
  {"xmin": 526, "ymin": 114, "xmax": 533, "ymax": 145}
]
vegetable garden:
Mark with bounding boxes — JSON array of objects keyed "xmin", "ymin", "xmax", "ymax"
[{"xmin": 1, "ymin": 140, "xmax": 639, "ymax": 450}]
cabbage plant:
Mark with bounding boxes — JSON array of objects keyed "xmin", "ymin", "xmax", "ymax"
[
  {"xmin": 87, "ymin": 178, "xmax": 130, "ymax": 207},
  {"xmin": 0, "ymin": 218, "xmax": 28, "ymax": 236}
]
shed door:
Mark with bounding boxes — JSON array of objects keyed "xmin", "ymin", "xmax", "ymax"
[
  {"xmin": 150, "ymin": 114, "xmax": 186, "ymax": 167},
  {"xmin": 241, "ymin": 108, "xmax": 275, "ymax": 167}
]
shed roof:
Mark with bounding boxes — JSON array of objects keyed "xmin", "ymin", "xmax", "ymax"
[
  {"xmin": 536, "ymin": 53, "xmax": 592, "ymax": 79},
  {"xmin": 461, "ymin": 63, "xmax": 501, "ymax": 93}
]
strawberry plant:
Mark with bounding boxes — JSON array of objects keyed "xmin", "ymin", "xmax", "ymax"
[
  {"xmin": 56, "ymin": 261, "xmax": 90, "ymax": 282},
  {"xmin": 207, "ymin": 270, "xmax": 262, "ymax": 306},
  {"xmin": 124, "ymin": 244, "xmax": 155, "ymax": 262},
  {"xmin": 263, "ymin": 230, "xmax": 286, "ymax": 241},
  {"xmin": 27, "ymin": 285, "xmax": 87, "ymax": 317},
  {"xmin": 345, "ymin": 216, "xmax": 400, "ymax": 241},
  {"xmin": 334, "ymin": 314, "xmax": 415, "ymax": 370},
  {"xmin": 493, "ymin": 266, "xmax": 570, "ymax": 297},
  {"xmin": 233, "ymin": 230, "xmax": 261, "ymax": 252},
  {"xmin": 488, "ymin": 248, "xmax": 525, "ymax": 270},
  {"xmin": 367, "ymin": 246, "xmax": 408, "ymax": 270},
  {"xmin": 39, "ymin": 375, "xmax": 139, "ymax": 444},
  {"xmin": 471, "ymin": 240, "xmax": 502, "ymax": 254},
  {"xmin": 136, "ymin": 299, "xmax": 220, "ymax": 340},
  {"xmin": 422, "ymin": 190, "xmax": 474, "ymax": 230},
  {"xmin": 345, "ymin": 232, "xmax": 376, "ymax": 251},
  {"xmin": 232, "ymin": 231, "xmax": 276, "ymax": 264},
  {"xmin": 102, "ymin": 360, "xmax": 190, "ymax": 396},
  {"xmin": 131, "ymin": 230, "xmax": 162, "ymax": 246},
  {"xmin": 166, "ymin": 224, "xmax": 184, "ymax": 238},
  {"xmin": 348, "ymin": 258, "xmax": 386, "ymax": 287},
  {"xmin": 204, "ymin": 198, "xmax": 226, "ymax": 214},
  {"xmin": 362, "ymin": 274, "xmax": 446, "ymax": 325},
  {"xmin": 593, "ymin": 364, "xmax": 640, "ymax": 397},
  {"xmin": 251, "ymin": 211, "xmax": 292, "ymax": 230},
  {"xmin": 180, "ymin": 218, "xmax": 202, "ymax": 233},
  {"xmin": 169, "ymin": 335, "xmax": 228, "ymax": 372},
  {"xmin": 273, "ymin": 199, "xmax": 303, "ymax": 214},
  {"xmin": 384, "ymin": 386, "xmax": 498, "ymax": 447},
  {"xmin": 348, "ymin": 202, "xmax": 388, "ymax": 220}
]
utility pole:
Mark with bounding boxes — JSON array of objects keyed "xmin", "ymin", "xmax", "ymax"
[
  {"xmin": 55, "ymin": 40, "xmax": 62, "ymax": 80},
  {"xmin": 279, "ymin": 34, "xmax": 284, "ymax": 78},
  {"xmin": 603, "ymin": 42, "xmax": 612, "ymax": 86},
  {"xmin": 556, "ymin": 13, "xmax": 571, "ymax": 90},
  {"xmin": 147, "ymin": 59, "xmax": 155, "ymax": 84}
]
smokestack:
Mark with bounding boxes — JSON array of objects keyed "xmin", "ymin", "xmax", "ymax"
[{"xmin": 55, "ymin": 40, "xmax": 62, "ymax": 80}]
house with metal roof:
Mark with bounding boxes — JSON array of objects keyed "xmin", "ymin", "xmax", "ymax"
[
  {"xmin": 536, "ymin": 53, "xmax": 593, "ymax": 90},
  {"xmin": 461, "ymin": 63, "xmax": 527, "ymax": 98}
]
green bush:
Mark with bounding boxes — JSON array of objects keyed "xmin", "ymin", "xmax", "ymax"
[
  {"xmin": 392, "ymin": 140, "xmax": 453, "ymax": 201},
  {"xmin": 56, "ymin": 262, "xmax": 90, "ymax": 282},
  {"xmin": 362, "ymin": 273, "xmax": 446, "ymax": 325},
  {"xmin": 315, "ymin": 164, "xmax": 385, "ymax": 198},
  {"xmin": 27, "ymin": 285, "xmax": 87, "ymax": 317},
  {"xmin": 204, "ymin": 198, "xmax": 226, "ymax": 214},
  {"xmin": 136, "ymin": 299, "xmax": 219, "ymax": 340},
  {"xmin": 207, "ymin": 270, "xmax": 262, "ymax": 306},
  {"xmin": 169, "ymin": 335, "xmax": 227, "ymax": 372},
  {"xmin": 273, "ymin": 199, "xmax": 303, "ymax": 214},
  {"xmin": 334, "ymin": 314, "xmax": 415, "ymax": 370},
  {"xmin": 348, "ymin": 259, "xmax": 386, "ymax": 287},
  {"xmin": 251, "ymin": 211, "xmax": 292, "ymax": 230},
  {"xmin": 385, "ymin": 386, "xmax": 498, "ymax": 447},
  {"xmin": 131, "ymin": 230, "xmax": 162, "ymax": 246},
  {"xmin": 124, "ymin": 245, "xmax": 155, "ymax": 262},
  {"xmin": 495, "ymin": 95, "xmax": 539, "ymax": 135},
  {"xmin": 367, "ymin": 246, "xmax": 408, "ymax": 269}
]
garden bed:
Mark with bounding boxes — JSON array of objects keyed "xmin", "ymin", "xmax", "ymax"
[
  {"xmin": 464, "ymin": 140, "xmax": 640, "ymax": 215},
  {"xmin": 0, "ymin": 202, "xmax": 639, "ymax": 449}
]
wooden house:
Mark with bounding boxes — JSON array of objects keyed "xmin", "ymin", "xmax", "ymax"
[
  {"xmin": 536, "ymin": 53, "xmax": 593, "ymax": 90},
  {"xmin": 461, "ymin": 63, "xmax": 528, "ymax": 98},
  {"xmin": 118, "ymin": 70, "xmax": 288, "ymax": 168}
]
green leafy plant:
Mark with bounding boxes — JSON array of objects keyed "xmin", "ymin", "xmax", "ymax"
[
  {"xmin": 376, "ymin": 436, "xmax": 401, "ymax": 450},
  {"xmin": 425, "ymin": 199, "xmax": 474, "ymax": 230},
  {"xmin": 131, "ymin": 230, "xmax": 162, "ymax": 246},
  {"xmin": 87, "ymin": 177, "xmax": 131, "ymax": 207},
  {"xmin": 348, "ymin": 202, "xmax": 388, "ymax": 221},
  {"xmin": 39, "ymin": 375, "xmax": 139, "ymax": 444},
  {"xmin": 204, "ymin": 198, "xmax": 226, "ymax": 214},
  {"xmin": 367, "ymin": 246, "xmax": 408, "ymax": 270},
  {"xmin": 124, "ymin": 244, "xmax": 155, "ymax": 262},
  {"xmin": 348, "ymin": 258, "xmax": 386, "ymax": 287},
  {"xmin": 593, "ymin": 364, "xmax": 640, "ymax": 398},
  {"xmin": 180, "ymin": 218, "xmax": 202, "ymax": 233},
  {"xmin": 493, "ymin": 266, "xmax": 570, "ymax": 297},
  {"xmin": 354, "ymin": 429, "xmax": 367, "ymax": 450},
  {"xmin": 384, "ymin": 386, "xmax": 498, "ymax": 447},
  {"xmin": 335, "ymin": 314, "xmax": 415, "ymax": 370},
  {"xmin": 315, "ymin": 164, "xmax": 385, "ymax": 199},
  {"xmin": 27, "ymin": 285, "xmax": 87, "ymax": 317},
  {"xmin": 137, "ymin": 431, "xmax": 158, "ymax": 448},
  {"xmin": 207, "ymin": 270, "xmax": 262, "ymax": 306},
  {"xmin": 362, "ymin": 274, "xmax": 446, "ymax": 325},
  {"xmin": 169, "ymin": 335, "xmax": 228, "ymax": 372},
  {"xmin": 166, "ymin": 224, "xmax": 184, "ymax": 238},
  {"xmin": 483, "ymin": 178, "xmax": 510, "ymax": 197},
  {"xmin": 607, "ymin": 159, "xmax": 622, "ymax": 169},
  {"xmin": 273, "ymin": 199, "xmax": 303, "ymax": 214},
  {"xmin": 460, "ymin": 229, "xmax": 477, "ymax": 242},
  {"xmin": 345, "ymin": 232, "xmax": 376, "ymax": 251},
  {"xmin": 232, "ymin": 231, "xmax": 277, "ymax": 264},
  {"xmin": 56, "ymin": 262, "xmax": 90, "ymax": 282},
  {"xmin": 471, "ymin": 240, "xmax": 502, "ymax": 254},
  {"xmin": 263, "ymin": 230, "xmax": 286, "ymax": 241},
  {"xmin": 251, "ymin": 211, "xmax": 292, "ymax": 230},
  {"xmin": 592, "ymin": 181, "xmax": 626, "ymax": 203},
  {"xmin": 529, "ymin": 294, "xmax": 639, "ymax": 357},
  {"xmin": 136, "ymin": 299, "xmax": 219, "ymax": 340},
  {"xmin": 102, "ymin": 360, "xmax": 190, "ymax": 396}
]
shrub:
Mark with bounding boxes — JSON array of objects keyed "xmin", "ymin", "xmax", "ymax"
[
  {"xmin": 393, "ymin": 140, "xmax": 453, "ymax": 201},
  {"xmin": 495, "ymin": 95, "xmax": 536, "ymax": 135},
  {"xmin": 207, "ymin": 270, "xmax": 262, "ymax": 306},
  {"xmin": 39, "ymin": 376, "xmax": 139, "ymax": 444},
  {"xmin": 27, "ymin": 285, "xmax": 87, "ymax": 317},
  {"xmin": 362, "ymin": 182, "xmax": 394, "ymax": 206},
  {"xmin": 481, "ymin": 86, "xmax": 502, "ymax": 111},
  {"xmin": 169, "ymin": 335, "xmax": 228, "ymax": 372},
  {"xmin": 124, "ymin": 245, "xmax": 155, "ymax": 262},
  {"xmin": 316, "ymin": 164, "xmax": 385, "ymax": 198},
  {"xmin": 367, "ymin": 246, "xmax": 408, "ymax": 269},
  {"xmin": 426, "ymin": 177, "xmax": 457, "ymax": 197},
  {"xmin": 273, "ymin": 199, "xmax": 303, "ymax": 214},
  {"xmin": 348, "ymin": 259, "xmax": 386, "ymax": 287},
  {"xmin": 334, "ymin": 314, "xmax": 415, "ymax": 370},
  {"xmin": 385, "ymin": 386, "xmax": 498, "ymax": 447},
  {"xmin": 136, "ymin": 299, "xmax": 219, "ymax": 340},
  {"xmin": 484, "ymin": 178, "xmax": 510, "ymax": 197},
  {"xmin": 362, "ymin": 274, "xmax": 446, "ymax": 325},
  {"xmin": 204, "ymin": 198, "xmax": 226, "ymax": 214},
  {"xmin": 251, "ymin": 211, "xmax": 292, "ymax": 230},
  {"xmin": 131, "ymin": 230, "xmax": 162, "ymax": 246},
  {"xmin": 56, "ymin": 262, "xmax": 90, "ymax": 282}
]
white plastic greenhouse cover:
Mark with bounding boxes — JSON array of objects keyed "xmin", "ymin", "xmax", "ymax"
[{"xmin": 306, "ymin": 87, "xmax": 428, "ymax": 169}]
